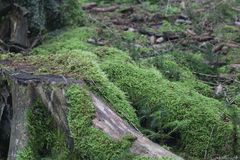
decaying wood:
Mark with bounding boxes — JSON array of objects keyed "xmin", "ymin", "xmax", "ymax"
[
  {"xmin": 91, "ymin": 6, "xmax": 119, "ymax": 12},
  {"xmin": 163, "ymin": 32, "xmax": 182, "ymax": 41},
  {"xmin": 0, "ymin": 3, "xmax": 30, "ymax": 52},
  {"xmin": 0, "ymin": 67, "xmax": 183, "ymax": 160},
  {"xmin": 92, "ymin": 94, "xmax": 182, "ymax": 159},
  {"xmin": 192, "ymin": 35, "xmax": 214, "ymax": 42},
  {"xmin": 138, "ymin": 28, "xmax": 162, "ymax": 37},
  {"xmin": 9, "ymin": 4, "xmax": 30, "ymax": 48},
  {"xmin": 212, "ymin": 43, "xmax": 225, "ymax": 53},
  {"xmin": 7, "ymin": 83, "xmax": 32, "ymax": 160},
  {"xmin": 0, "ymin": 19, "xmax": 11, "ymax": 41}
]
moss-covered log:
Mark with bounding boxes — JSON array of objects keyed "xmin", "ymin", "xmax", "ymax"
[{"xmin": 0, "ymin": 68, "xmax": 182, "ymax": 160}]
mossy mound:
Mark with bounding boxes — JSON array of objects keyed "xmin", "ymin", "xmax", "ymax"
[
  {"xmin": 17, "ymin": 85, "xmax": 170, "ymax": 160},
  {"xmin": 22, "ymin": 50, "xmax": 139, "ymax": 127},
  {"xmin": 10, "ymin": 26, "xmax": 240, "ymax": 159},
  {"xmin": 32, "ymin": 27, "xmax": 97, "ymax": 55},
  {"xmin": 143, "ymin": 54, "xmax": 212, "ymax": 97},
  {"xmin": 99, "ymin": 50, "xmax": 238, "ymax": 158},
  {"xmin": 66, "ymin": 85, "xmax": 134, "ymax": 160}
]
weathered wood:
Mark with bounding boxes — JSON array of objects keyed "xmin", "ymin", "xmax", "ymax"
[
  {"xmin": 0, "ymin": 83, "xmax": 11, "ymax": 159},
  {"xmin": 7, "ymin": 83, "xmax": 32, "ymax": 160},
  {"xmin": 91, "ymin": 6, "xmax": 119, "ymax": 12},
  {"xmin": 0, "ymin": 19, "xmax": 11, "ymax": 41},
  {"xmin": 92, "ymin": 94, "xmax": 182, "ymax": 159},
  {"xmin": 9, "ymin": 4, "xmax": 30, "ymax": 48}
]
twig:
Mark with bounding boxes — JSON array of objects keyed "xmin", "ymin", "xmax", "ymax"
[{"xmin": 91, "ymin": 6, "xmax": 119, "ymax": 12}]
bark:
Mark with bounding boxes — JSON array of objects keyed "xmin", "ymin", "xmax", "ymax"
[
  {"xmin": 0, "ymin": 0, "xmax": 63, "ymax": 52},
  {"xmin": 0, "ymin": 67, "xmax": 183, "ymax": 160}
]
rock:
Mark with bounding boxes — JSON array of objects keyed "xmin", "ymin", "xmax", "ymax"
[
  {"xmin": 128, "ymin": 27, "xmax": 135, "ymax": 32},
  {"xmin": 235, "ymin": 21, "xmax": 240, "ymax": 26},
  {"xmin": 150, "ymin": 36, "xmax": 156, "ymax": 45},
  {"xmin": 229, "ymin": 64, "xmax": 240, "ymax": 71},
  {"xmin": 215, "ymin": 84, "xmax": 223, "ymax": 97},
  {"xmin": 156, "ymin": 37, "xmax": 164, "ymax": 43},
  {"xmin": 178, "ymin": 14, "xmax": 189, "ymax": 20},
  {"xmin": 176, "ymin": 19, "xmax": 192, "ymax": 24}
]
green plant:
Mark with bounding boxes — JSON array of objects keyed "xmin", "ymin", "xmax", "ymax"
[{"xmin": 60, "ymin": 0, "xmax": 85, "ymax": 26}]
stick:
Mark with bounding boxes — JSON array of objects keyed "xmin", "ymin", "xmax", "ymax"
[{"xmin": 91, "ymin": 6, "xmax": 119, "ymax": 12}]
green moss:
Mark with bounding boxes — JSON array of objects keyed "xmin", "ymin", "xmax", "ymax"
[
  {"xmin": 32, "ymin": 27, "xmax": 97, "ymax": 55},
  {"xmin": 17, "ymin": 99, "xmax": 69, "ymax": 160},
  {"xmin": 100, "ymin": 52, "xmax": 237, "ymax": 158},
  {"xmin": 144, "ymin": 54, "xmax": 212, "ymax": 97},
  {"xmin": 66, "ymin": 85, "xmax": 134, "ymax": 159},
  {"xmin": 17, "ymin": 146, "xmax": 35, "ymax": 160},
  {"xmin": 12, "ymin": 24, "xmax": 239, "ymax": 159},
  {"xmin": 174, "ymin": 52, "xmax": 214, "ymax": 74},
  {"xmin": 159, "ymin": 21, "xmax": 185, "ymax": 33},
  {"xmin": 66, "ymin": 85, "xmax": 173, "ymax": 159},
  {"xmin": 26, "ymin": 50, "xmax": 139, "ymax": 127}
]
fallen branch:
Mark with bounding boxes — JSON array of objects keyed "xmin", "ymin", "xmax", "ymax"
[
  {"xmin": 193, "ymin": 35, "xmax": 214, "ymax": 42},
  {"xmin": 91, "ymin": 6, "xmax": 119, "ymax": 12}
]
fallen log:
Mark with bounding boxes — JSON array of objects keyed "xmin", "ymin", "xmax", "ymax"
[{"xmin": 0, "ymin": 67, "xmax": 183, "ymax": 160}]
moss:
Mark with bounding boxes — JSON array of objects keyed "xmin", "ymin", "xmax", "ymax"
[
  {"xmin": 25, "ymin": 50, "xmax": 139, "ymax": 127},
  {"xmin": 159, "ymin": 21, "xmax": 185, "ymax": 33},
  {"xmin": 144, "ymin": 54, "xmax": 212, "ymax": 97},
  {"xmin": 17, "ymin": 146, "xmax": 35, "ymax": 160},
  {"xmin": 11, "ymin": 25, "xmax": 239, "ymax": 159},
  {"xmin": 100, "ymin": 52, "xmax": 237, "ymax": 158},
  {"xmin": 32, "ymin": 27, "xmax": 97, "ymax": 55},
  {"xmin": 66, "ymin": 85, "xmax": 134, "ymax": 159},
  {"xmin": 17, "ymin": 99, "xmax": 69, "ymax": 160}
]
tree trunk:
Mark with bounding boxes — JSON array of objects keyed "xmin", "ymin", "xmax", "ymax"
[{"xmin": 0, "ymin": 0, "xmax": 63, "ymax": 52}]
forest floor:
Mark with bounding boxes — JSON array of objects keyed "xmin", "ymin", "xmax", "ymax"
[{"xmin": 1, "ymin": 0, "xmax": 240, "ymax": 159}]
